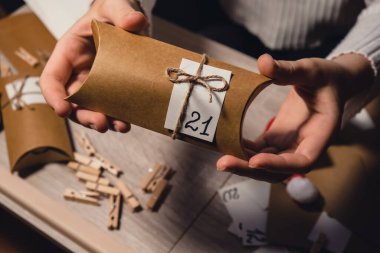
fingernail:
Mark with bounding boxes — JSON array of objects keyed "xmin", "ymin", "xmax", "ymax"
[
  {"xmin": 248, "ymin": 163, "xmax": 260, "ymax": 169},
  {"xmin": 217, "ymin": 166, "xmax": 225, "ymax": 171},
  {"xmin": 114, "ymin": 123, "xmax": 128, "ymax": 133},
  {"xmin": 218, "ymin": 164, "xmax": 232, "ymax": 171},
  {"xmin": 128, "ymin": 11, "xmax": 143, "ymax": 17},
  {"xmin": 89, "ymin": 124, "xmax": 97, "ymax": 131},
  {"xmin": 111, "ymin": 123, "xmax": 118, "ymax": 132}
]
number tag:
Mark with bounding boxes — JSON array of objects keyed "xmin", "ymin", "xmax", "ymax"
[
  {"xmin": 5, "ymin": 76, "xmax": 46, "ymax": 110},
  {"xmin": 164, "ymin": 58, "xmax": 232, "ymax": 142}
]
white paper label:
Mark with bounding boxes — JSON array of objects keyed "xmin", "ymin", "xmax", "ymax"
[
  {"xmin": 5, "ymin": 76, "xmax": 46, "ymax": 110},
  {"xmin": 308, "ymin": 212, "xmax": 351, "ymax": 253},
  {"xmin": 349, "ymin": 108, "xmax": 375, "ymax": 130},
  {"xmin": 218, "ymin": 180, "xmax": 271, "ymax": 246},
  {"xmin": 164, "ymin": 58, "xmax": 231, "ymax": 142}
]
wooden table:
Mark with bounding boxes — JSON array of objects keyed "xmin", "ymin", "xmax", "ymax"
[{"xmin": 0, "ymin": 12, "xmax": 289, "ymax": 253}]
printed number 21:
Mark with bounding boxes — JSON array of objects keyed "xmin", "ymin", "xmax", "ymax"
[{"xmin": 185, "ymin": 111, "xmax": 213, "ymax": 136}]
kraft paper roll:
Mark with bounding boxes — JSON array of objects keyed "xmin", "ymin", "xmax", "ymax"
[
  {"xmin": 0, "ymin": 13, "xmax": 73, "ymax": 172},
  {"xmin": 68, "ymin": 20, "xmax": 271, "ymax": 159}
]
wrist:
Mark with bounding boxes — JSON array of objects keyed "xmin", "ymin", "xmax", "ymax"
[{"xmin": 331, "ymin": 53, "xmax": 374, "ymax": 101}]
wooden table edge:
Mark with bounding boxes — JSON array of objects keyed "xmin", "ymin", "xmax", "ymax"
[{"xmin": 0, "ymin": 168, "xmax": 133, "ymax": 253}]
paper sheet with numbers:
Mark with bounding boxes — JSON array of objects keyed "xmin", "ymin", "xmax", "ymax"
[
  {"xmin": 164, "ymin": 58, "xmax": 232, "ymax": 142},
  {"xmin": 218, "ymin": 179, "xmax": 271, "ymax": 246}
]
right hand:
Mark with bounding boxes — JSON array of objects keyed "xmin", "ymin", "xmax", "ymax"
[
  {"xmin": 40, "ymin": 0, "xmax": 148, "ymax": 132},
  {"xmin": 217, "ymin": 53, "xmax": 373, "ymax": 182}
]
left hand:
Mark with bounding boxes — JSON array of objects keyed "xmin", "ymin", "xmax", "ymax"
[
  {"xmin": 40, "ymin": 0, "xmax": 147, "ymax": 133},
  {"xmin": 216, "ymin": 53, "xmax": 373, "ymax": 182}
]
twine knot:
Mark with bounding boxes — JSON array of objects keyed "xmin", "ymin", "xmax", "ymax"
[{"xmin": 166, "ymin": 54, "xmax": 229, "ymax": 139}]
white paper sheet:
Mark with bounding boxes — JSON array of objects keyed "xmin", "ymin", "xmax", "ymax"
[
  {"xmin": 24, "ymin": 0, "xmax": 92, "ymax": 39},
  {"xmin": 5, "ymin": 76, "xmax": 46, "ymax": 110},
  {"xmin": 308, "ymin": 211, "xmax": 352, "ymax": 253},
  {"xmin": 218, "ymin": 179, "xmax": 271, "ymax": 246},
  {"xmin": 349, "ymin": 108, "xmax": 376, "ymax": 130}
]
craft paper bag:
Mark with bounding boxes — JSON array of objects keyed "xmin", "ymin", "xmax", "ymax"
[
  {"xmin": 267, "ymin": 145, "xmax": 380, "ymax": 252},
  {"xmin": 0, "ymin": 13, "xmax": 73, "ymax": 172},
  {"xmin": 67, "ymin": 20, "xmax": 271, "ymax": 159}
]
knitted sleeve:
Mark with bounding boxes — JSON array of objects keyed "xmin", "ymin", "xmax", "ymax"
[{"xmin": 327, "ymin": 0, "xmax": 380, "ymax": 123}]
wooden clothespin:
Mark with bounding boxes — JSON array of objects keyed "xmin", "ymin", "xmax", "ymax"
[
  {"xmin": 147, "ymin": 165, "xmax": 171, "ymax": 192},
  {"xmin": 74, "ymin": 152, "xmax": 102, "ymax": 170},
  {"xmin": 86, "ymin": 182, "xmax": 120, "ymax": 196},
  {"xmin": 310, "ymin": 233, "xmax": 327, "ymax": 253},
  {"xmin": 140, "ymin": 164, "xmax": 171, "ymax": 193},
  {"xmin": 35, "ymin": 48, "xmax": 50, "ymax": 66},
  {"xmin": 0, "ymin": 54, "xmax": 14, "ymax": 78},
  {"xmin": 108, "ymin": 193, "xmax": 121, "ymax": 230},
  {"xmin": 63, "ymin": 188, "xmax": 100, "ymax": 205},
  {"xmin": 74, "ymin": 133, "xmax": 97, "ymax": 156},
  {"xmin": 116, "ymin": 180, "xmax": 141, "ymax": 212},
  {"xmin": 67, "ymin": 161, "xmax": 101, "ymax": 177},
  {"xmin": 75, "ymin": 171, "xmax": 110, "ymax": 186},
  {"xmin": 94, "ymin": 153, "xmax": 122, "ymax": 176},
  {"xmin": 74, "ymin": 133, "xmax": 122, "ymax": 176},
  {"xmin": 146, "ymin": 179, "xmax": 168, "ymax": 210},
  {"xmin": 0, "ymin": 63, "xmax": 12, "ymax": 78},
  {"xmin": 79, "ymin": 190, "xmax": 100, "ymax": 198},
  {"xmin": 14, "ymin": 47, "xmax": 39, "ymax": 67}
]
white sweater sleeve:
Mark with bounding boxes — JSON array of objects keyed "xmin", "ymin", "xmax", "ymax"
[{"xmin": 327, "ymin": 0, "xmax": 380, "ymax": 123}]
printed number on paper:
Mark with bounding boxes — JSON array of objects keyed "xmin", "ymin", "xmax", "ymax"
[{"xmin": 164, "ymin": 58, "xmax": 231, "ymax": 142}]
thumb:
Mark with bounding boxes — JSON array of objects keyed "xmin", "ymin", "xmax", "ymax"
[
  {"xmin": 258, "ymin": 53, "xmax": 318, "ymax": 86},
  {"xmin": 97, "ymin": 0, "xmax": 148, "ymax": 32}
]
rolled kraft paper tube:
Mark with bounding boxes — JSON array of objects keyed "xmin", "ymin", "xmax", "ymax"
[{"xmin": 67, "ymin": 20, "xmax": 272, "ymax": 159}]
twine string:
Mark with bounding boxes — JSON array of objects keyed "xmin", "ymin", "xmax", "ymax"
[
  {"xmin": 1, "ymin": 75, "xmax": 33, "ymax": 110},
  {"xmin": 166, "ymin": 54, "xmax": 229, "ymax": 139}
]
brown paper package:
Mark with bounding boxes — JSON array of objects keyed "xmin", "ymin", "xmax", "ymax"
[
  {"xmin": 67, "ymin": 20, "xmax": 271, "ymax": 159},
  {"xmin": 267, "ymin": 100, "xmax": 380, "ymax": 253},
  {"xmin": 0, "ymin": 13, "xmax": 73, "ymax": 172}
]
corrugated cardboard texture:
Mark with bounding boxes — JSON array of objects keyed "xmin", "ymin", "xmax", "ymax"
[
  {"xmin": 67, "ymin": 20, "xmax": 271, "ymax": 159},
  {"xmin": 0, "ymin": 13, "xmax": 73, "ymax": 172}
]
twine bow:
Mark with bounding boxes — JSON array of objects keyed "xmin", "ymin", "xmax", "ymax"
[{"xmin": 166, "ymin": 54, "xmax": 229, "ymax": 139}]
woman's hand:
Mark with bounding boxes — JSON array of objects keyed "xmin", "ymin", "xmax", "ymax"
[
  {"xmin": 40, "ymin": 0, "xmax": 147, "ymax": 132},
  {"xmin": 217, "ymin": 53, "xmax": 373, "ymax": 182}
]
